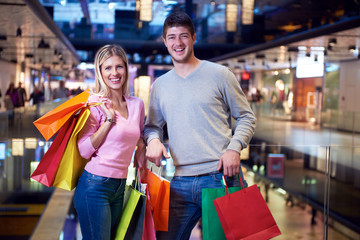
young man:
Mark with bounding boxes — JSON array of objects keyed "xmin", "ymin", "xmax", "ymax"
[{"xmin": 144, "ymin": 11, "xmax": 256, "ymax": 239}]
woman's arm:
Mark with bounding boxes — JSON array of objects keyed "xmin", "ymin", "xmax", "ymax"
[{"xmin": 89, "ymin": 103, "xmax": 115, "ymax": 149}]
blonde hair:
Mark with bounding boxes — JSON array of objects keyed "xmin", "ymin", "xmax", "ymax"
[{"xmin": 93, "ymin": 44, "xmax": 129, "ymax": 97}]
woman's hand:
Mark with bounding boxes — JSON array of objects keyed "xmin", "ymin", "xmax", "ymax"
[{"xmin": 100, "ymin": 98, "xmax": 115, "ymax": 121}]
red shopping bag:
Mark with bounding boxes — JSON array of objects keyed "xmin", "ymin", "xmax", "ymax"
[
  {"xmin": 141, "ymin": 168, "xmax": 170, "ymax": 231},
  {"xmin": 31, "ymin": 115, "xmax": 77, "ymax": 187},
  {"xmin": 142, "ymin": 186, "xmax": 156, "ymax": 240},
  {"xmin": 213, "ymin": 177, "xmax": 281, "ymax": 240},
  {"xmin": 33, "ymin": 90, "xmax": 90, "ymax": 140}
]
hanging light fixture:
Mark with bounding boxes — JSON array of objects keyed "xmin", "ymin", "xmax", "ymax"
[
  {"xmin": 242, "ymin": 0, "xmax": 255, "ymax": 25},
  {"xmin": 134, "ymin": 75, "xmax": 151, "ymax": 115},
  {"xmin": 16, "ymin": 26, "xmax": 22, "ymax": 37},
  {"xmin": 136, "ymin": 0, "xmax": 153, "ymax": 22},
  {"xmin": 226, "ymin": 0, "xmax": 238, "ymax": 32}
]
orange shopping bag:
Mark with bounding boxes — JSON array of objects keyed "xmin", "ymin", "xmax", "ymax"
[
  {"xmin": 141, "ymin": 168, "xmax": 170, "ymax": 232},
  {"xmin": 33, "ymin": 90, "xmax": 90, "ymax": 140}
]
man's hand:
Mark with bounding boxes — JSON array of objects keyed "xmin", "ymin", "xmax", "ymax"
[
  {"xmin": 146, "ymin": 138, "xmax": 170, "ymax": 167},
  {"xmin": 217, "ymin": 149, "xmax": 241, "ymax": 177}
]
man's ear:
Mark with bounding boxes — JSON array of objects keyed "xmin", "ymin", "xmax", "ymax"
[
  {"xmin": 192, "ymin": 33, "xmax": 196, "ymax": 44},
  {"xmin": 162, "ymin": 36, "xmax": 167, "ymax": 47}
]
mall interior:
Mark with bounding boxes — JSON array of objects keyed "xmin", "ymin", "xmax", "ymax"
[{"xmin": 0, "ymin": 0, "xmax": 359, "ymax": 239}]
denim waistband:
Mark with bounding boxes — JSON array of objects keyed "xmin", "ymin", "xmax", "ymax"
[{"xmin": 195, "ymin": 171, "xmax": 221, "ymax": 177}]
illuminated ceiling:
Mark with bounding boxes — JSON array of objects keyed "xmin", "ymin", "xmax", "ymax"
[{"xmin": 0, "ymin": 0, "xmax": 359, "ymax": 72}]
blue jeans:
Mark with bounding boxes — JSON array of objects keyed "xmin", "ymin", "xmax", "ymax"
[
  {"xmin": 74, "ymin": 170, "xmax": 126, "ymax": 240},
  {"xmin": 156, "ymin": 170, "xmax": 248, "ymax": 240}
]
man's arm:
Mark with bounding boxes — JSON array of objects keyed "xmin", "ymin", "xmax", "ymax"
[
  {"xmin": 218, "ymin": 68, "xmax": 256, "ymax": 176},
  {"xmin": 144, "ymin": 82, "xmax": 170, "ymax": 167}
]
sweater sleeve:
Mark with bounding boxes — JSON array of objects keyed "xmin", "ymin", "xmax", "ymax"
[
  {"xmin": 77, "ymin": 106, "xmax": 103, "ymax": 159},
  {"xmin": 144, "ymin": 81, "xmax": 165, "ymax": 144},
  {"xmin": 222, "ymin": 68, "xmax": 256, "ymax": 152}
]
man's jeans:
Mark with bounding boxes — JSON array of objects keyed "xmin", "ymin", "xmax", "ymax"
[
  {"xmin": 156, "ymin": 170, "xmax": 248, "ymax": 240},
  {"xmin": 74, "ymin": 170, "xmax": 126, "ymax": 240}
]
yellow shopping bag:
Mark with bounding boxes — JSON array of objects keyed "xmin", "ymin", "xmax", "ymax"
[{"xmin": 52, "ymin": 108, "xmax": 90, "ymax": 191}]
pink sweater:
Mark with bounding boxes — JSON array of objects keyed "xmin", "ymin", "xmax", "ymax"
[{"xmin": 78, "ymin": 95, "xmax": 144, "ymax": 179}]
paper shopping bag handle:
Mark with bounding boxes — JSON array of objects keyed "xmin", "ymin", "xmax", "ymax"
[{"xmin": 222, "ymin": 174, "xmax": 245, "ymax": 195}]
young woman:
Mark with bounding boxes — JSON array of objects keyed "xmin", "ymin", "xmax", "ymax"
[{"xmin": 74, "ymin": 44, "xmax": 146, "ymax": 240}]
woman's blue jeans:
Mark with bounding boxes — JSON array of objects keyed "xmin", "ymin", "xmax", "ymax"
[
  {"xmin": 74, "ymin": 170, "xmax": 126, "ymax": 240},
  {"xmin": 156, "ymin": 170, "xmax": 248, "ymax": 240}
]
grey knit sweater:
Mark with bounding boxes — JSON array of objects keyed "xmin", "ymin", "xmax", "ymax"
[{"xmin": 144, "ymin": 60, "xmax": 256, "ymax": 176}]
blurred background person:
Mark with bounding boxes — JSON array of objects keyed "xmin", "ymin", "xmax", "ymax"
[
  {"xmin": 28, "ymin": 86, "xmax": 44, "ymax": 105},
  {"xmin": 17, "ymin": 82, "xmax": 27, "ymax": 107},
  {"xmin": 28, "ymin": 86, "xmax": 44, "ymax": 118},
  {"xmin": 5, "ymin": 83, "xmax": 20, "ymax": 126},
  {"xmin": 52, "ymin": 80, "xmax": 69, "ymax": 100},
  {"xmin": 6, "ymin": 83, "xmax": 20, "ymax": 109}
]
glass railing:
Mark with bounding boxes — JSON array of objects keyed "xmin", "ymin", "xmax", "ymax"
[
  {"xmin": 0, "ymin": 101, "xmax": 359, "ymax": 239},
  {"xmin": 155, "ymin": 143, "xmax": 360, "ymax": 240}
]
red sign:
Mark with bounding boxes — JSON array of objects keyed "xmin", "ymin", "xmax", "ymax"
[
  {"xmin": 241, "ymin": 71, "xmax": 250, "ymax": 81},
  {"xmin": 267, "ymin": 154, "xmax": 284, "ymax": 178}
]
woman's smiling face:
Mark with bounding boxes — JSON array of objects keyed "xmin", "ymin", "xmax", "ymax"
[{"xmin": 101, "ymin": 55, "xmax": 126, "ymax": 91}]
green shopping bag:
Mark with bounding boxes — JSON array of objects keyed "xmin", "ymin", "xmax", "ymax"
[
  {"xmin": 202, "ymin": 185, "xmax": 241, "ymax": 240},
  {"xmin": 115, "ymin": 173, "xmax": 147, "ymax": 240}
]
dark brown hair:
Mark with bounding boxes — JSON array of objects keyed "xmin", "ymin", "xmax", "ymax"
[{"xmin": 162, "ymin": 11, "xmax": 195, "ymax": 38}]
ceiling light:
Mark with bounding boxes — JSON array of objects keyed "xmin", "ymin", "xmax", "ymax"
[
  {"xmin": 242, "ymin": 0, "xmax": 254, "ymax": 25},
  {"xmin": 278, "ymin": 22, "xmax": 302, "ymax": 32},
  {"xmin": 348, "ymin": 45, "xmax": 356, "ymax": 53},
  {"xmin": 328, "ymin": 38, "xmax": 337, "ymax": 46},
  {"xmin": 287, "ymin": 47, "xmax": 298, "ymax": 52},
  {"xmin": 38, "ymin": 38, "xmax": 50, "ymax": 49},
  {"xmin": 16, "ymin": 27, "xmax": 22, "ymax": 37},
  {"xmin": 137, "ymin": 0, "xmax": 153, "ymax": 22},
  {"xmin": 226, "ymin": 1, "xmax": 238, "ymax": 32},
  {"xmin": 210, "ymin": 0, "xmax": 216, "ymax": 6},
  {"xmin": 25, "ymin": 53, "xmax": 34, "ymax": 58}
]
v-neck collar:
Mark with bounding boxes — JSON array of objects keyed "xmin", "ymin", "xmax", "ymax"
[
  {"xmin": 114, "ymin": 96, "xmax": 129, "ymax": 121},
  {"xmin": 173, "ymin": 60, "xmax": 205, "ymax": 80}
]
